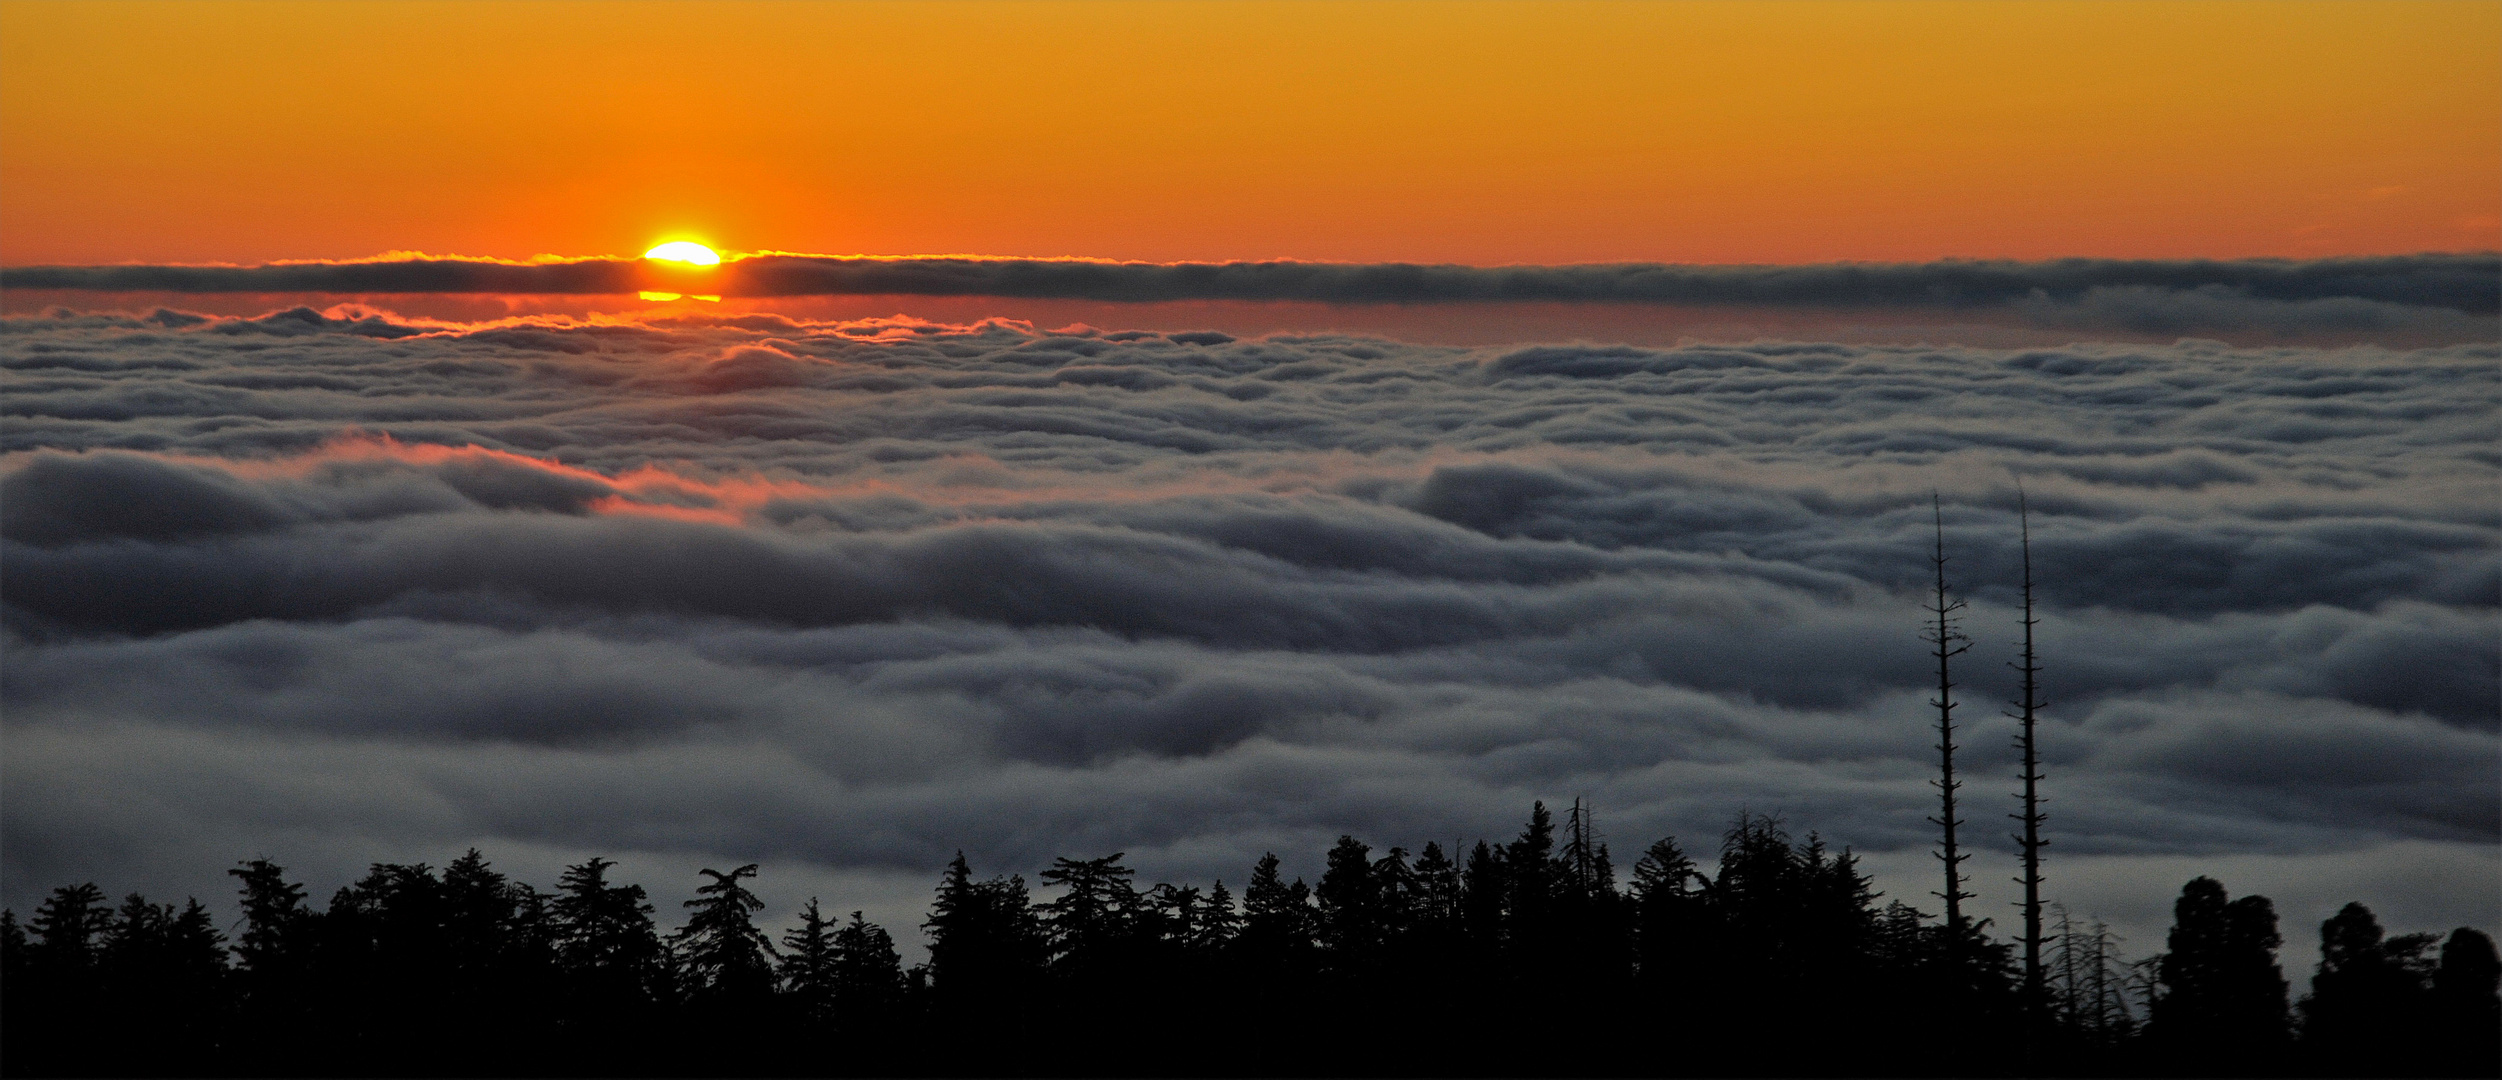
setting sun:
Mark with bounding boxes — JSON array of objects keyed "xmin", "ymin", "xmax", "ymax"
[{"xmin": 643, "ymin": 241, "xmax": 719, "ymax": 265}]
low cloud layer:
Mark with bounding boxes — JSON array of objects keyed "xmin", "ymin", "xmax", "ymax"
[
  {"xmin": 3, "ymin": 305, "xmax": 2494, "ymax": 966},
  {"xmin": 7, "ymin": 253, "xmax": 2496, "ymax": 340}
]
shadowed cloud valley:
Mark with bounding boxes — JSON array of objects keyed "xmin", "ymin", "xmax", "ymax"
[{"xmin": 0, "ymin": 303, "xmax": 2493, "ymax": 978}]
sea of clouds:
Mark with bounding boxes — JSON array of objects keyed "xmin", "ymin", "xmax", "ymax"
[{"xmin": 3, "ymin": 303, "xmax": 2494, "ymax": 967}]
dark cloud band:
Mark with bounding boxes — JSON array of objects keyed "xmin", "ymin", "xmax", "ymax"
[{"xmin": 7, "ymin": 253, "xmax": 2496, "ymax": 314}]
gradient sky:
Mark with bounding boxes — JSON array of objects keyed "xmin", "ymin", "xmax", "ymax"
[
  {"xmin": 3, "ymin": 0, "xmax": 2496, "ymax": 983},
  {"xmin": 4, "ymin": 0, "xmax": 2497, "ymax": 267}
]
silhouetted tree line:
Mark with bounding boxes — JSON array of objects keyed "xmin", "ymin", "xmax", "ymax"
[{"xmin": 4, "ymin": 805, "xmax": 2494, "ymax": 1077}]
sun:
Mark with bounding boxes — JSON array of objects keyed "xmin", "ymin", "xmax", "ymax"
[{"xmin": 643, "ymin": 241, "xmax": 720, "ymax": 265}]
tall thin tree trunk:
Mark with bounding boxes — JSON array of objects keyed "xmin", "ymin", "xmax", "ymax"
[
  {"xmin": 2008, "ymin": 488, "xmax": 2049, "ymax": 1014},
  {"xmin": 1925, "ymin": 495, "xmax": 1973, "ymax": 947}
]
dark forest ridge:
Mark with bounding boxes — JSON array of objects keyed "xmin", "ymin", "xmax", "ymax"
[{"xmin": 3, "ymin": 803, "xmax": 2494, "ymax": 1078}]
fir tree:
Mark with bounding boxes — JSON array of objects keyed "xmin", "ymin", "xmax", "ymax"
[
  {"xmin": 780, "ymin": 898, "xmax": 840, "ymax": 1026},
  {"xmin": 2298, "ymin": 903, "xmax": 2437, "ymax": 1061},
  {"xmin": 2429, "ymin": 928, "xmax": 2501, "ymax": 1075},
  {"xmin": 550, "ymin": 856, "xmax": 665, "ymax": 1017},
  {"xmin": 1315, "ymin": 835, "xmax": 1383, "ymax": 967},
  {"xmin": 32, "ymin": 882, "xmax": 115, "ymax": 973},
  {"xmin": 1040, "ymin": 853, "xmax": 1138, "ymax": 973},
  {"xmin": 923, "ymin": 852, "xmax": 1046, "ymax": 1000},
  {"xmin": 1240, "ymin": 852, "xmax": 1314, "ymax": 962},
  {"xmin": 675, "ymin": 864, "xmax": 776, "ymax": 1003},
  {"xmin": 1194, "ymin": 879, "xmax": 1241, "ymax": 952},
  {"xmin": 830, "ymin": 910, "xmax": 904, "ymax": 1017},
  {"xmin": 2150, "ymin": 877, "xmax": 2290, "ymax": 1067}
]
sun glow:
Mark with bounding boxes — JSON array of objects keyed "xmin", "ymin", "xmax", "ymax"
[{"xmin": 643, "ymin": 241, "xmax": 719, "ymax": 265}]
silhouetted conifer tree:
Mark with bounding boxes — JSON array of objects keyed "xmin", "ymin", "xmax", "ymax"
[
  {"xmin": 1229, "ymin": 850, "xmax": 1318, "ymax": 1069},
  {"xmin": 1454, "ymin": 839, "xmax": 1503, "ymax": 955},
  {"xmin": 91, "ymin": 893, "xmax": 230, "ymax": 1070},
  {"xmin": 0, "ymin": 909, "xmax": 25, "ymax": 1073},
  {"xmin": 676, "ymin": 864, "xmax": 777, "ymax": 1004},
  {"xmin": 1410, "ymin": 842, "xmax": 1462, "ymax": 939},
  {"xmin": 442, "ymin": 849, "xmax": 523, "ymax": 990},
  {"xmin": 2299, "ymin": 902, "xmax": 2436, "ymax": 1066},
  {"xmin": 1400, "ymin": 843, "xmax": 1467, "ymax": 1014},
  {"xmin": 1370, "ymin": 846, "xmax": 1419, "ymax": 950},
  {"xmin": 228, "ymin": 859, "xmax": 310, "ymax": 979},
  {"xmin": 1194, "ymin": 879, "xmax": 1241, "ymax": 952},
  {"xmin": 226, "ymin": 858, "xmax": 317, "ymax": 1069},
  {"xmin": 2429, "ymin": 927, "xmax": 2502, "ymax": 1076},
  {"xmin": 0, "ymin": 908, "xmax": 25, "ymax": 971},
  {"xmin": 13, "ymin": 884, "xmax": 114, "ymax": 1073},
  {"xmin": 1709, "ymin": 816, "xmax": 1886, "ymax": 995},
  {"xmin": 923, "ymin": 852, "xmax": 1046, "ymax": 1023},
  {"xmin": 1240, "ymin": 852, "xmax": 1315, "ymax": 965},
  {"xmin": 32, "ymin": 882, "xmax": 113, "ymax": 973},
  {"xmin": 1501, "ymin": 800, "xmax": 1564, "ymax": 984},
  {"xmin": 781, "ymin": 898, "xmax": 840, "ymax": 1027},
  {"xmin": 322, "ymin": 861, "xmax": 464, "ymax": 1061},
  {"xmin": 551, "ymin": 855, "xmax": 667, "ymax": 1043},
  {"xmin": 830, "ymin": 911, "xmax": 905, "ymax": 1028},
  {"xmin": 2150, "ymin": 876, "xmax": 2290, "ymax": 1073},
  {"xmin": 1629, "ymin": 836, "xmax": 1703, "ymax": 990},
  {"xmin": 1316, "ymin": 835, "xmax": 1385, "ymax": 971},
  {"xmin": 1040, "ymin": 853, "xmax": 1139, "ymax": 976},
  {"xmin": 1550, "ymin": 800, "xmax": 1629, "ymax": 997}
]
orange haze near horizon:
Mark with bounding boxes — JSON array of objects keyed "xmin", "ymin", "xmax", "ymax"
[{"xmin": 2, "ymin": 0, "xmax": 2496, "ymax": 268}]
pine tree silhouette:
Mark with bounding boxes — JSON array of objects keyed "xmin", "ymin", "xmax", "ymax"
[
  {"xmin": 780, "ymin": 898, "xmax": 840, "ymax": 1028},
  {"xmin": 1316, "ymin": 835, "xmax": 1384, "ymax": 970},
  {"xmin": 2429, "ymin": 928, "xmax": 2502, "ymax": 1076},
  {"xmin": 2298, "ymin": 902, "xmax": 2437, "ymax": 1071},
  {"xmin": 1460, "ymin": 839, "xmax": 1507, "ymax": 956},
  {"xmin": 923, "ymin": 851, "xmax": 1046, "ymax": 1035},
  {"xmin": 30, "ymin": 882, "xmax": 113, "ymax": 973},
  {"xmin": 1240, "ymin": 852, "xmax": 1315, "ymax": 964},
  {"xmin": 1039, "ymin": 852, "xmax": 1139, "ymax": 976},
  {"xmin": 676, "ymin": 864, "xmax": 777, "ymax": 1004},
  {"xmin": 550, "ymin": 854, "xmax": 666, "ymax": 1050},
  {"xmin": 830, "ymin": 910, "xmax": 905, "ymax": 1032},
  {"xmin": 1194, "ymin": 879, "xmax": 1241, "ymax": 953},
  {"xmin": 2150, "ymin": 876, "xmax": 2290, "ymax": 1073},
  {"xmin": 1627, "ymin": 833, "xmax": 1714, "ymax": 1046}
]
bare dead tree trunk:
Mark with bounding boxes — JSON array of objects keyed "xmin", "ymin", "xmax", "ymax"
[
  {"xmin": 1565, "ymin": 799, "xmax": 1577, "ymax": 892},
  {"xmin": 2008, "ymin": 487, "xmax": 2050, "ymax": 1015},
  {"xmin": 2051, "ymin": 902, "xmax": 2080, "ymax": 1022},
  {"xmin": 2091, "ymin": 919, "xmax": 2132, "ymax": 1037},
  {"xmin": 1925, "ymin": 495, "xmax": 1974, "ymax": 948}
]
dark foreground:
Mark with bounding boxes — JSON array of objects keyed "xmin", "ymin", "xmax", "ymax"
[{"xmin": 4, "ymin": 803, "xmax": 2495, "ymax": 1078}]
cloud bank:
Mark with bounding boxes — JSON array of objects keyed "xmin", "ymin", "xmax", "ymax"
[
  {"xmin": 2, "ymin": 305, "xmax": 2494, "ymax": 964},
  {"xmin": 7, "ymin": 254, "xmax": 2496, "ymax": 339}
]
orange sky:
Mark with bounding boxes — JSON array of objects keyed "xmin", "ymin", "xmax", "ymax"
[{"xmin": 2, "ymin": 0, "xmax": 2496, "ymax": 267}]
